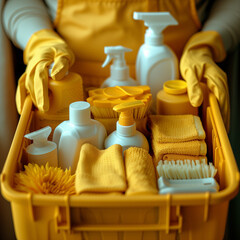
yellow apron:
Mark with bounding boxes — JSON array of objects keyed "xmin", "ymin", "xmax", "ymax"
[{"xmin": 54, "ymin": 0, "xmax": 201, "ymax": 89}]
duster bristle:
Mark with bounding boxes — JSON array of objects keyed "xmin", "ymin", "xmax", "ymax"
[{"xmin": 14, "ymin": 163, "xmax": 76, "ymax": 195}]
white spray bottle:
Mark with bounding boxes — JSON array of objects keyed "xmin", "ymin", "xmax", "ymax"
[
  {"xmin": 104, "ymin": 101, "xmax": 149, "ymax": 152},
  {"xmin": 101, "ymin": 46, "xmax": 138, "ymax": 88},
  {"xmin": 133, "ymin": 12, "xmax": 179, "ymax": 113},
  {"xmin": 24, "ymin": 126, "xmax": 58, "ymax": 167}
]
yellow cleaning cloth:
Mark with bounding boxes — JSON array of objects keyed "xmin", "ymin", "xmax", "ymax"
[
  {"xmin": 149, "ymin": 115, "xmax": 205, "ymax": 143},
  {"xmin": 152, "ymin": 140, "xmax": 207, "ymax": 166},
  {"xmin": 162, "ymin": 154, "xmax": 207, "ymax": 163},
  {"xmin": 75, "ymin": 143, "xmax": 127, "ymax": 194},
  {"xmin": 124, "ymin": 147, "xmax": 158, "ymax": 195}
]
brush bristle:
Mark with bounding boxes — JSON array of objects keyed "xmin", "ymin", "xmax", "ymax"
[
  {"xmin": 90, "ymin": 100, "xmax": 152, "ymax": 119},
  {"xmin": 156, "ymin": 159, "xmax": 217, "ymax": 180}
]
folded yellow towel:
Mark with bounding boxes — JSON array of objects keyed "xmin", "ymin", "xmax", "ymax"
[
  {"xmin": 149, "ymin": 115, "xmax": 205, "ymax": 143},
  {"xmin": 124, "ymin": 147, "xmax": 158, "ymax": 195},
  {"xmin": 75, "ymin": 143, "xmax": 127, "ymax": 194},
  {"xmin": 162, "ymin": 154, "xmax": 208, "ymax": 163},
  {"xmin": 152, "ymin": 140, "xmax": 207, "ymax": 166}
]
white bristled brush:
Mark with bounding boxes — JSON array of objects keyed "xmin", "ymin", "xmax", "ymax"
[{"xmin": 156, "ymin": 159, "xmax": 219, "ymax": 194}]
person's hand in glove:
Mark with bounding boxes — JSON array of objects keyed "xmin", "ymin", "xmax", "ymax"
[
  {"xmin": 180, "ymin": 31, "xmax": 230, "ymax": 130},
  {"xmin": 16, "ymin": 29, "xmax": 75, "ymax": 113}
]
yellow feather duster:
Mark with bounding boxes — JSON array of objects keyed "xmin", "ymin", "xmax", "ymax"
[{"xmin": 14, "ymin": 163, "xmax": 75, "ymax": 195}]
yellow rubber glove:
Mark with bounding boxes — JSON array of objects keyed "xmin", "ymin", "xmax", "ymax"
[
  {"xmin": 16, "ymin": 29, "xmax": 75, "ymax": 113},
  {"xmin": 180, "ymin": 31, "xmax": 230, "ymax": 130}
]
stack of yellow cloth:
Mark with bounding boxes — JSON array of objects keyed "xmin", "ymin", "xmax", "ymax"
[
  {"xmin": 75, "ymin": 144, "xmax": 158, "ymax": 195},
  {"xmin": 75, "ymin": 143, "xmax": 127, "ymax": 194},
  {"xmin": 124, "ymin": 147, "xmax": 158, "ymax": 195},
  {"xmin": 149, "ymin": 115, "xmax": 207, "ymax": 165}
]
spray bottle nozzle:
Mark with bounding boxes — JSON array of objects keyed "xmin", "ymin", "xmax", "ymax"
[
  {"xmin": 24, "ymin": 126, "xmax": 52, "ymax": 147},
  {"xmin": 113, "ymin": 101, "xmax": 145, "ymax": 126},
  {"xmin": 101, "ymin": 45, "xmax": 133, "ymax": 82},
  {"xmin": 133, "ymin": 12, "xmax": 178, "ymax": 45},
  {"xmin": 102, "ymin": 45, "xmax": 132, "ymax": 68}
]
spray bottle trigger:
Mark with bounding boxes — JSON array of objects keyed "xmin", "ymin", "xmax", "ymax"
[
  {"xmin": 102, "ymin": 45, "xmax": 132, "ymax": 68},
  {"xmin": 102, "ymin": 55, "xmax": 113, "ymax": 68}
]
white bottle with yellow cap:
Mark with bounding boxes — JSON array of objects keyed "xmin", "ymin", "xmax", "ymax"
[{"xmin": 104, "ymin": 101, "xmax": 149, "ymax": 152}]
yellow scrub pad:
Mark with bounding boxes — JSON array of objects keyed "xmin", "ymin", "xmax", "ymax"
[
  {"xmin": 149, "ymin": 115, "xmax": 205, "ymax": 143},
  {"xmin": 156, "ymin": 159, "xmax": 217, "ymax": 179},
  {"xmin": 152, "ymin": 140, "xmax": 207, "ymax": 165},
  {"xmin": 75, "ymin": 143, "xmax": 127, "ymax": 194},
  {"xmin": 124, "ymin": 147, "xmax": 158, "ymax": 195}
]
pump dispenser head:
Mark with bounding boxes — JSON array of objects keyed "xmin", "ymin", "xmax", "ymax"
[
  {"xmin": 113, "ymin": 101, "xmax": 145, "ymax": 126},
  {"xmin": 25, "ymin": 126, "xmax": 52, "ymax": 147},
  {"xmin": 133, "ymin": 12, "xmax": 178, "ymax": 45},
  {"xmin": 104, "ymin": 100, "xmax": 149, "ymax": 151},
  {"xmin": 102, "ymin": 45, "xmax": 132, "ymax": 81}
]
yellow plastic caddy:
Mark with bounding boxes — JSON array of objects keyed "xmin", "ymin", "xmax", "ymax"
[{"xmin": 1, "ymin": 84, "xmax": 239, "ymax": 240}]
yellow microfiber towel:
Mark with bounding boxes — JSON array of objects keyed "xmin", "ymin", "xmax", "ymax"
[
  {"xmin": 75, "ymin": 143, "xmax": 127, "ymax": 194},
  {"xmin": 162, "ymin": 154, "xmax": 208, "ymax": 163},
  {"xmin": 149, "ymin": 115, "xmax": 205, "ymax": 143},
  {"xmin": 152, "ymin": 140, "xmax": 207, "ymax": 166},
  {"xmin": 124, "ymin": 147, "xmax": 158, "ymax": 195}
]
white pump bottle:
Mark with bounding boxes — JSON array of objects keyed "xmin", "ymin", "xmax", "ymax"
[
  {"xmin": 101, "ymin": 46, "xmax": 138, "ymax": 88},
  {"xmin": 24, "ymin": 126, "xmax": 58, "ymax": 167},
  {"xmin": 133, "ymin": 12, "xmax": 179, "ymax": 113},
  {"xmin": 104, "ymin": 101, "xmax": 149, "ymax": 152}
]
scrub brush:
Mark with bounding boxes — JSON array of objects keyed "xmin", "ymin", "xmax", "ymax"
[
  {"xmin": 156, "ymin": 160, "xmax": 219, "ymax": 193},
  {"xmin": 87, "ymin": 85, "xmax": 152, "ymax": 119}
]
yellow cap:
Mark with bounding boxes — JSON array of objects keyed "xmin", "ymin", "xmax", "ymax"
[
  {"xmin": 163, "ymin": 80, "xmax": 187, "ymax": 95},
  {"xmin": 113, "ymin": 101, "xmax": 145, "ymax": 126}
]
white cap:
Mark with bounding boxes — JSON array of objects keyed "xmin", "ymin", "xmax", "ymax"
[
  {"xmin": 133, "ymin": 12, "xmax": 178, "ymax": 45},
  {"xmin": 102, "ymin": 45, "xmax": 132, "ymax": 81},
  {"xmin": 69, "ymin": 101, "xmax": 91, "ymax": 125},
  {"xmin": 25, "ymin": 126, "xmax": 52, "ymax": 147}
]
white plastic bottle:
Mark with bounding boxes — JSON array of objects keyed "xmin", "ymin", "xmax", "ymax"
[
  {"xmin": 101, "ymin": 45, "xmax": 138, "ymax": 88},
  {"xmin": 24, "ymin": 126, "xmax": 58, "ymax": 167},
  {"xmin": 133, "ymin": 12, "xmax": 179, "ymax": 113},
  {"xmin": 104, "ymin": 101, "xmax": 149, "ymax": 152},
  {"xmin": 53, "ymin": 101, "xmax": 107, "ymax": 173}
]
